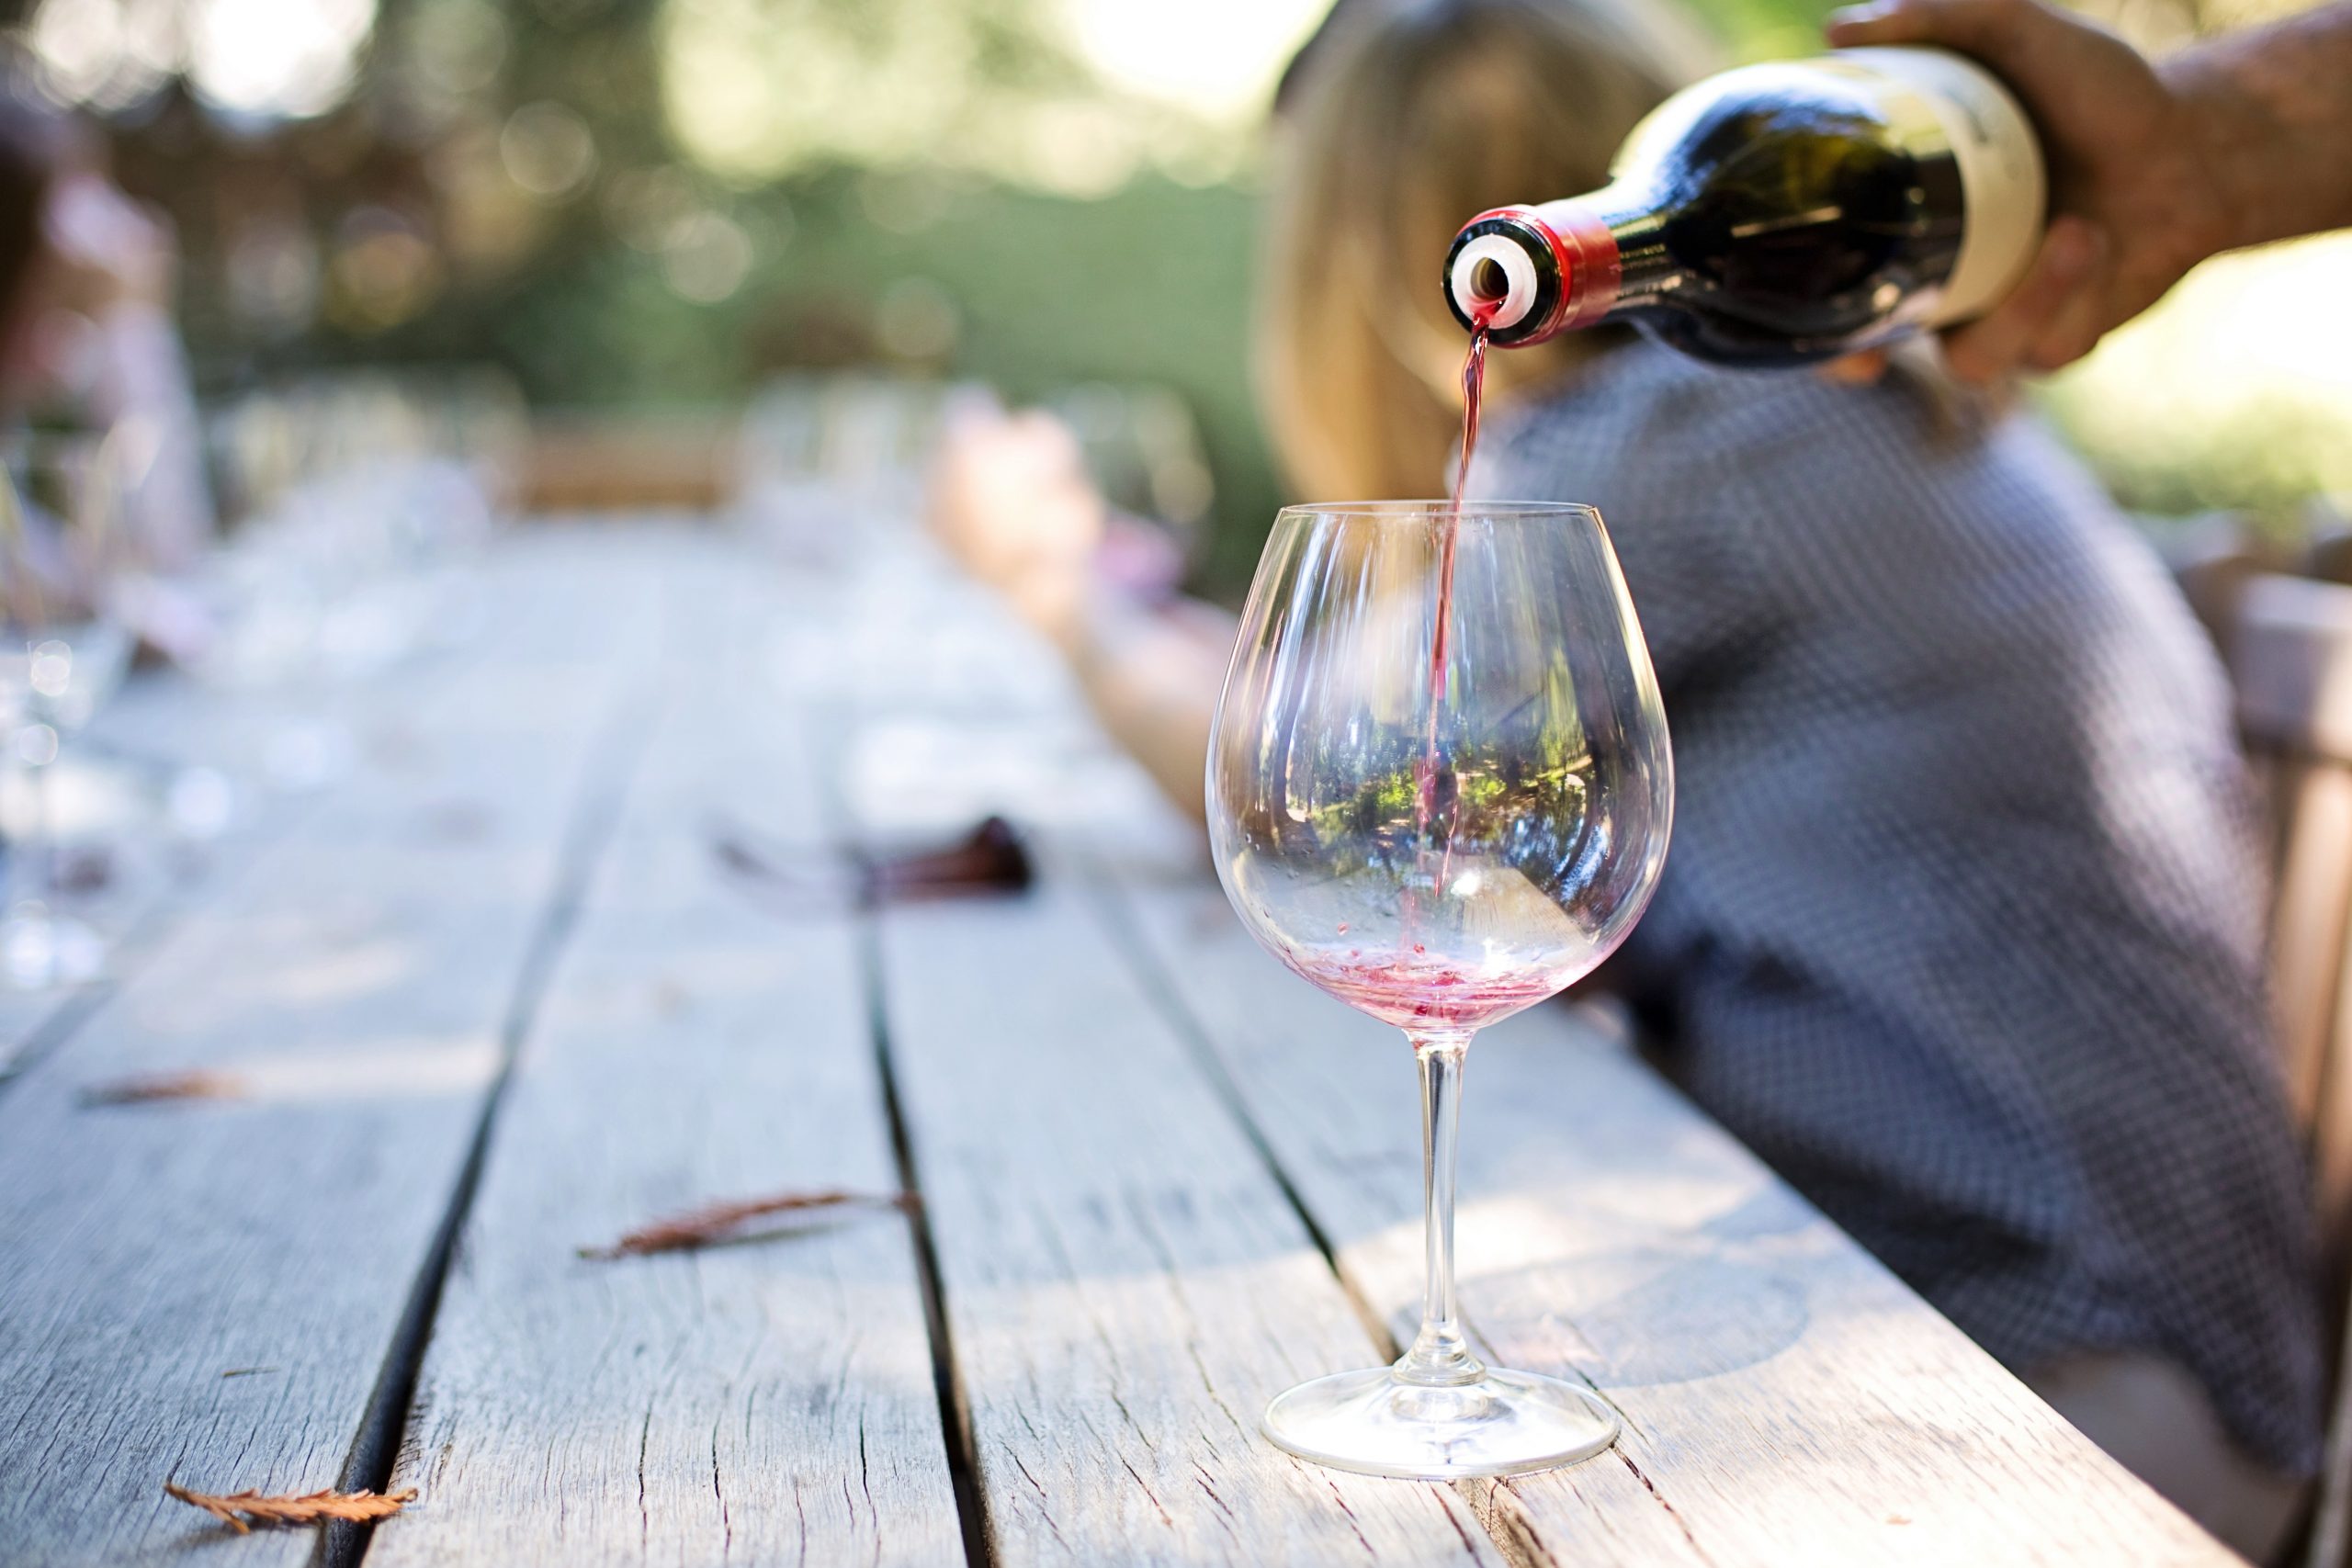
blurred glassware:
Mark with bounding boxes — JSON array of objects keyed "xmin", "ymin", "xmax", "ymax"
[
  {"xmin": 1041, "ymin": 380, "xmax": 1214, "ymax": 592},
  {"xmin": 179, "ymin": 367, "xmax": 521, "ymax": 790},
  {"xmin": 201, "ymin": 373, "xmax": 515, "ymax": 644},
  {"xmin": 735, "ymin": 372, "xmax": 956, "ymax": 566},
  {"xmin": 0, "ymin": 435, "xmax": 136, "ymax": 987}
]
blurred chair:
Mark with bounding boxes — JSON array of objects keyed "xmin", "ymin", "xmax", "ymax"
[{"xmin": 2183, "ymin": 557, "xmax": 2352, "ymax": 1567}]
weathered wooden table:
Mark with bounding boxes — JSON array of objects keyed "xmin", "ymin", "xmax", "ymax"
[{"xmin": 0, "ymin": 523, "xmax": 2240, "ymax": 1566}]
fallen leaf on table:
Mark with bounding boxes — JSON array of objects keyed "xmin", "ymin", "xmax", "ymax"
[
  {"xmin": 581, "ymin": 1189, "xmax": 916, "ymax": 1259},
  {"xmin": 164, "ymin": 1482, "xmax": 416, "ymax": 1534},
  {"xmin": 82, "ymin": 1071, "xmax": 245, "ymax": 1107}
]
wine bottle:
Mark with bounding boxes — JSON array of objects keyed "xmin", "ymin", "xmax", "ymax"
[{"xmin": 1442, "ymin": 47, "xmax": 2044, "ymax": 366}]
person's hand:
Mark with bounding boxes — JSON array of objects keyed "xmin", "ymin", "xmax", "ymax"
[
  {"xmin": 1826, "ymin": 0, "xmax": 2236, "ymax": 382},
  {"xmin": 927, "ymin": 402, "xmax": 1105, "ymax": 643}
]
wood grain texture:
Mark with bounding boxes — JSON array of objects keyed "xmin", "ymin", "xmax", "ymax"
[
  {"xmin": 371, "ymin": 561, "xmax": 963, "ymax": 1567},
  {"xmin": 876, "ymin": 863, "xmax": 1507, "ymax": 1567},
  {"xmin": 1096, "ymin": 838, "xmax": 2239, "ymax": 1568},
  {"xmin": 0, "ymin": 533, "xmax": 663, "ymax": 1567}
]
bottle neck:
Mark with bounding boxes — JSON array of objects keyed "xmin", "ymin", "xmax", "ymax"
[
  {"xmin": 1531, "ymin": 184, "xmax": 1680, "ymax": 323},
  {"xmin": 1444, "ymin": 186, "xmax": 1683, "ymax": 347}
]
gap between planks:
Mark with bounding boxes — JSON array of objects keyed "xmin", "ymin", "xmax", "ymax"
[
  {"xmin": 858, "ymin": 910, "xmax": 999, "ymax": 1568},
  {"xmin": 814, "ymin": 680, "xmax": 996, "ymax": 1568},
  {"xmin": 316, "ymin": 683, "xmax": 664, "ymax": 1568}
]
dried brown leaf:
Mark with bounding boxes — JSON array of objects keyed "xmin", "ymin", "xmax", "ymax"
[
  {"xmin": 82, "ymin": 1071, "xmax": 245, "ymax": 1107},
  {"xmin": 580, "ymin": 1189, "xmax": 915, "ymax": 1259},
  {"xmin": 163, "ymin": 1482, "xmax": 417, "ymax": 1534}
]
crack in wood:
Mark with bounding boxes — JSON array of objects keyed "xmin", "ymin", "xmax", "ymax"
[
  {"xmin": 1615, "ymin": 1449, "xmax": 1713, "ymax": 1566},
  {"xmin": 708, "ymin": 1409, "xmax": 729, "ymax": 1562},
  {"xmin": 1119, "ymin": 1457, "xmax": 1174, "ymax": 1529},
  {"xmin": 999, "ymin": 1447, "xmax": 1069, "ymax": 1552},
  {"xmin": 1433, "ymin": 1481, "xmax": 1487, "ymax": 1562},
  {"xmin": 1320, "ymin": 1474, "xmax": 1374, "ymax": 1558},
  {"xmin": 632, "ymin": 1400, "xmax": 653, "ymax": 1549}
]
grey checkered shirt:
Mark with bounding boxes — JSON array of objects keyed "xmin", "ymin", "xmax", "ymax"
[{"xmin": 1476, "ymin": 339, "xmax": 2324, "ymax": 1475}]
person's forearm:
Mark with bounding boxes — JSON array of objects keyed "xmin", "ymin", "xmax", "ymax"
[
  {"xmin": 1050, "ymin": 588, "xmax": 1230, "ymax": 826},
  {"xmin": 2166, "ymin": 4, "xmax": 2352, "ymax": 255}
]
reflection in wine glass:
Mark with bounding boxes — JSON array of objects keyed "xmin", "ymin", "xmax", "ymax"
[{"xmin": 1208, "ymin": 501, "xmax": 1671, "ymax": 1478}]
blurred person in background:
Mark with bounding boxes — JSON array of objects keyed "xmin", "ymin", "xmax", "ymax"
[
  {"xmin": 0, "ymin": 80, "xmax": 211, "ymax": 602},
  {"xmin": 928, "ymin": 0, "xmax": 2323, "ymax": 1554}
]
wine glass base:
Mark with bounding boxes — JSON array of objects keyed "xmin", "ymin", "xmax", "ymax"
[
  {"xmin": 1263, "ymin": 1364, "xmax": 1619, "ymax": 1480},
  {"xmin": 0, "ymin": 911, "xmax": 106, "ymax": 989}
]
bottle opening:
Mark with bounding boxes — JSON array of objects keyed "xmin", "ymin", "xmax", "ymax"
[{"xmin": 1446, "ymin": 233, "xmax": 1541, "ymax": 334}]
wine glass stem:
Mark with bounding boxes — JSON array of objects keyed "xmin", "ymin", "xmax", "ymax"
[
  {"xmin": 30, "ymin": 750, "xmax": 51, "ymax": 910},
  {"xmin": 1398, "ymin": 1030, "xmax": 1484, "ymax": 1386}
]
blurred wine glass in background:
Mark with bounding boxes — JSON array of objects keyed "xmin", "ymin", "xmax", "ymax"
[{"xmin": 0, "ymin": 434, "xmax": 136, "ymax": 987}]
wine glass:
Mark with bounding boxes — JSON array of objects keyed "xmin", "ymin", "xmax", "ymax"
[
  {"xmin": 0, "ymin": 435, "xmax": 138, "ymax": 987},
  {"xmin": 1206, "ymin": 500, "xmax": 1672, "ymax": 1478}
]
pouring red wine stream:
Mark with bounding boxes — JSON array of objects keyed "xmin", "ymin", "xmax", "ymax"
[{"xmin": 1416, "ymin": 298, "xmax": 1496, "ymax": 843}]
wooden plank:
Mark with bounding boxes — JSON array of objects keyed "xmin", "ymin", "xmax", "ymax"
[
  {"xmin": 0, "ymin": 675, "xmax": 310, "ymax": 1080},
  {"xmin": 876, "ymin": 863, "xmax": 1508, "ymax": 1567},
  {"xmin": 0, "ymin": 533, "xmax": 664, "ymax": 1566},
  {"xmin": 1098, "ymin": 840, "xmax": 2239, "ymax": 1567},
  {"xmin": 371, "ymin": 566, "xmax": 963, "ymax": 1566},
  {"xmin": 0, "ymin": 530, "xmax": 644, "ymax": 1084}
]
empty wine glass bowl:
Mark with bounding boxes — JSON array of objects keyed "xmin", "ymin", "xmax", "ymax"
[
  {"xmin": 0, "ymin": 621, "xmax": 133, "ymax": 988},
  {"xmin": 1207, "ymin": 501, "xmax": 1672, "ymax": 1478},
  {"xmin": 0, "ymin": 623, "xmax": 135, "ymax": 739}
]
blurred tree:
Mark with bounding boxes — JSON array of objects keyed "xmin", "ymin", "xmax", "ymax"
[{"xmin": 0, "ymin": 0, "xmax": 2340, "ymax": 578}]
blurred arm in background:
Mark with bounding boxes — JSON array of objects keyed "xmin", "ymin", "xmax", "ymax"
[
  {"xmin": 928, "ymin": 402, "xmax": 1229, "ymax": 822},
  {"xmin": 1826, "ymin": 0, "xmax": 2352, "ymax": 383},
  {"xmin": 0, "ymin": 92, "xmax": 213, "ymax": 581}
]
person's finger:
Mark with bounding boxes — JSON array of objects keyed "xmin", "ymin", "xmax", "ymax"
[
  {"xmin": 1941, "ymin": 217, "xmax": 2102, "ymax": 383},
  {"xmin": 1825, "ymin": 0, "xmax": 2010, "ymax": 52},
  {"xmin": 1824, "ymin": 0, "xmax": 1920, "ymax": 46},
  {"xmin": 1818, "ymin": 348, "xmax": 1890, "ymax": 385},
  {"xmin": 2022, "ymin": 236, "xmax": 2120, "ymax": 372}
]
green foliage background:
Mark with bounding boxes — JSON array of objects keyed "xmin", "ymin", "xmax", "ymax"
[
  {"xmin": 151, "ymin": 0, "xmax": 2342, "ymax": 594},
  {"xmin": 236, "ymin": 0, "xmax": 1864, "ymax": 596}
]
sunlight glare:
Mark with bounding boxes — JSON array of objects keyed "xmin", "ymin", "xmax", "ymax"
[
  {"xmin": 1059, "ymin": 0, "xmax": 1332, "ymax": 120},
  {"xmin": 187, "ymin": 0, "xmax": 376, "ymax": 118},
  {"xmin": 2045, "ymin": 231, "xmax": 2352, "ymax": 513}
]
